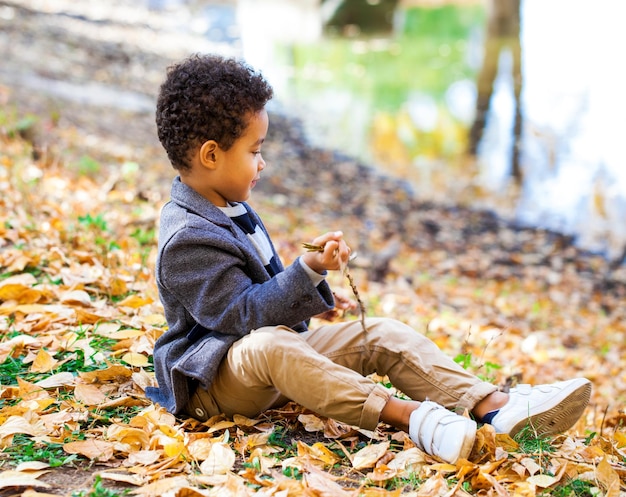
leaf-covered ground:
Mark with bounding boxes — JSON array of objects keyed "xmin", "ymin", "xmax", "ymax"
[{"xmin": 1, "ymin": 103, "xmax": 625, "ymax": 497}]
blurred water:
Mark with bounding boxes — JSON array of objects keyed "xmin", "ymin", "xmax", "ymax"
[
  {"xmin": 151, "ymin": 0, "xmax": 626, "ymax": 260},
  {"xmin": 511, "ymin": 0, "xmax": 626, "ymax": 259}
]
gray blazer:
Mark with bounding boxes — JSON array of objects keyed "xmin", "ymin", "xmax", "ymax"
[{"xmin": 145, "ymin": 177, "xmax": 334, "ymax": 414}]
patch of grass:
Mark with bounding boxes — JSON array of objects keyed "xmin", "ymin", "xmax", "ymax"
[
  {"xmin": 72, "ymin": 475, "xmax": 130, "ymax": 497},
  {"xmin": 454, "ymin": 352, "xmax": 502, "ymax": 383},
  {"xmin": 376, "ymin": 472, "xmax": 423, "ymax": 492},
  {"xmin": 2, "ymin": 433, "xmax": 80, "ymax": 467},
  {"xmin": 514, "ymin": 425, "xmax": 556, "ymax": 454},
  {"xmin": 513, "ymin": 424, "xmax": 556, "ymax": 470},
  {"xmin": 92, "ymin": 405, "xmax": 145, "ymax": 425},
  {"xmin": 541, "ymin": 478, "xmax": 595, "ymax": 497},
  {"xmin": 0, "ymin": 354, "xmax": 31, "ymax": 384}
]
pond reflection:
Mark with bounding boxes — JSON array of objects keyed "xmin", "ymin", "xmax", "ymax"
[{"xmin": 182, "ymin": 0, "xmax": 626, "ymax": 262}]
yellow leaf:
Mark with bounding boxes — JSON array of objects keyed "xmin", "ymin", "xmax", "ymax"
[
  {"xmin": 0, "ymin": 284, "xmax": 30, "ymax": 302},
  {"xmin": 596, "ymin": 455, "xmax": 620, "ymax": 497},
  {"xmin": 109, "ymin": 277, "xmax": 128, "ymax": 297},
  {"xmin": 296, "ymin": 440, "xmax": 341, "ymax": 467},
  {"xmin": 74, "ymin": 383, "xmax": 107, "ymax": 406},
  {"xmin": 17, "ymin": 377, "xmax": 50, "ymax": 401},
  {"xmin": 138, "ymin": 313, "xmax": 167, "ymax": 326},
  {"xmin": 163, "ymin": 440, "xmax": 186, "ymax": 458},
  {"xmin": 30, "ymin": 349, "xmax": 58, "ymax": 374},
  {"xmin": 107, "ymin": 426, "xmax": 150, "ymax": 451},
  {"xmin": 121, "ymin": 352, "xmax": 150, "ymax": 367},
  {"xmin": 613, "ymin": 430, "xmax": 626, "ymax": 448},
  {"xmin": 79, "ymin": 365, "xmax": 132, "ymax": 383},
  {"xmin": 117, "ymin": 294, "xmax": 153, "ymax": 308}
]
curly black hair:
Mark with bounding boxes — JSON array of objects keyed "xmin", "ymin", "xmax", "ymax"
[{"xmin": 155, "ymin": 53, "xmax": 274, "ymax": 171}]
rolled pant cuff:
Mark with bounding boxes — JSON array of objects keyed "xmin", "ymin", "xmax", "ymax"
[
  {"xmin": 456, "ymin": 382, "xmax": 499, "ymax": 411},
  {"xmin": 359, "ymin": 384, "xmax": 392, "ymax": 431}
]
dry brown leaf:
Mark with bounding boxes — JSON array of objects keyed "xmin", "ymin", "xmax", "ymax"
[
  {"xmin": 131, "ymin": 475, "xmax": 191, "ymax": 497},
  {"xmin": 0, "ymin": 415, "xmax": 48, "ymax": 438},
  {"xmin": 127, "ymin": 450, "xmax": 162, "ymax": 466},
  {"xmin": 34, "ymin": 371, "xmax": 75, "ymax": 388},
  {"xmin": 21, "ymin": 489, "xmax": 65, "ymax": 497},
  {"xmin": 63, "ymin": 439, "xmax": 115, "ymax": 461},
  {"xmin": 351, "ymin": 441, "xmax": 389, "ymax": 470},
  {"xmin": 29, "ymin": 349, "xmax": 58, "ymax": 373},
  {"xmin": 0, "ymin": 470, "xmax": 51, "ymax": 490},
  {"xmin": 303, "ymin": 469, "xmax": 352, "ymax": 496},
  {"xmin": 199, "ymin": 443, "xmax": 236, "ymax": 475},
  {"xmin": 79, "ymin": 364, "xmax": 133, "ymax": 383},
  {"xmin": 527, "ymin": 473, "xmax": 559, "ymax": 488},
  {"xmin": 73, "ymin": 383, "xmax": 107, "ymax": 406},
  {"xmin": 298, "ymin": 413, "xmax": 325, "ymax": 432},
  {"xmin": 14, "ymin": 461, "xmax": 50, "ymax": 471},
  {"xmin": 60, "ymin": 289, "xmax": 93, "ymax": 306},
  {"xmin": 596, "ymin": 455, "xmax": 620, "ymax": 497},
  {"xmin": 296, "ymin": 440, "xmax": 341, "ymax": 467},
  {"xmin": 416, "ymin": 472, "xmax": 449, "ymax": 496},
  {"xmin": 97, "ymin": 471, "xmax": 146, "ymax": 486},
  {"xmin": 107, "ymin": 425, "xmax": 150, "ymax": 451}
]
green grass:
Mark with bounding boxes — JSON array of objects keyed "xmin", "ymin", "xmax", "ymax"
[
  {"xmin": 2, "ymin": 433, "xmax": 80, "ymax": 467},
  {"xmin": 541, "ymin": 478, "xmax": 595, "ymax": 497},
  {"xmin": 72, "ymin": 476, "xmax": 130, "ymax": 497}
]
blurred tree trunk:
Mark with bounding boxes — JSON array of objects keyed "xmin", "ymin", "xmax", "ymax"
[{"xmin": 468, "ymin": 0, "xmax": 523, "ymax": 183}]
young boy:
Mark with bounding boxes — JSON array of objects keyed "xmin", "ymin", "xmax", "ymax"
[{"xmin": 146, "ymin": 53, "xmax": 591, "ymax": 464}]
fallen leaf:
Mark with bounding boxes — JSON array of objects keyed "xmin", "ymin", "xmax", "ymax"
[
  {"xmin": 351, "ymin": 442, "xmax": 389, "ymax": 470},
  {"xmin": 63, "ymin": 439, "xmax": 115, "ymax": 461},
  {"xmin": 199, "ymin": 443, "xmax": 236, "ymax": 475},
  {"xmin": 0, "ymin": 470, "xmax": 50, "ymax": 490},
  {"xmin": 74, "ymin": 383, "xmax": 107, "ymax": 406}
]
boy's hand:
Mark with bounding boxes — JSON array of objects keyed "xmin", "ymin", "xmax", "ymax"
[
  {"xmin": 314, "ymin": 291, "xmax": 358, "ymax": 321},
  {"xmin": 302, "ymin": 231, "xmax": 352, "ymax": 274}
]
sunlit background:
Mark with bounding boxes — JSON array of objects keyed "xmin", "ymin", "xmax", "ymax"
[{"xmin": 2, "ymin": 0, "xmax": 625, "ymax": 262}]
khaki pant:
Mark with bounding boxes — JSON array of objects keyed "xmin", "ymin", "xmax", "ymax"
[{"xmin": 185, "ymin": 317, "xmax": 498, "ymax": 431}]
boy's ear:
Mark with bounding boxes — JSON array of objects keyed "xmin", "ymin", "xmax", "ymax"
[{"xmin": 199, "ymin": 140, "xmax": 219, "ymax": 169}]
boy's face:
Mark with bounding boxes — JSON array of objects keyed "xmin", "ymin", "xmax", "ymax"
[{"xmin": 206, "ymin": 109, "xmax": 269, "ymax": 207}]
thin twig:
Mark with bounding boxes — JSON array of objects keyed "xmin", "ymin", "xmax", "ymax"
[{"xmin": 302, "ymin": 242, "xmax": 368, "ymax": 334}]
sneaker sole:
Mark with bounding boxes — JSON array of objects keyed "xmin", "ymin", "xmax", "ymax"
[
  {"xmin": 508, "ymin": 381, "xmax": 592, "ymax": 438},
  {"xmin": 458, "ymin": 428, "xmax": 477, "ymax": 461}
]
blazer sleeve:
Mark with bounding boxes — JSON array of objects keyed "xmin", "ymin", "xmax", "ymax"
[{"xmin": 158, "ymin": 221, "xmax": 334, "ymax": 337}]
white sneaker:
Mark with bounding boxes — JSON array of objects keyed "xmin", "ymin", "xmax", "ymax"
[
  {"xmin": 409, "ymin": 401, "xmax": 477, "ymax": 464},
  {"xmin": 490, "ymin": 378, "xmax": 592, "ymax": 437}
]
